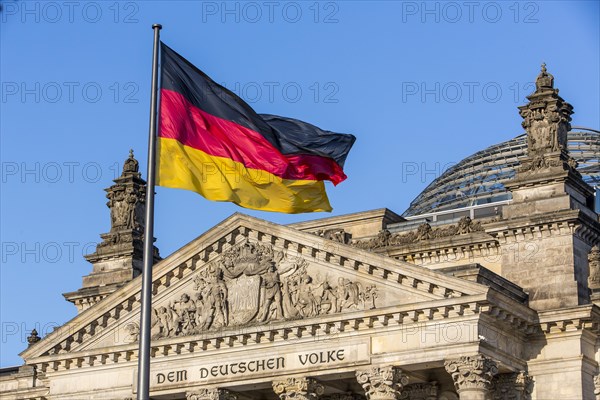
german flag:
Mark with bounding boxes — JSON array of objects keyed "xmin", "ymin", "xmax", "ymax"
[{"xmin": 157, "ymin": 43, "xmax": 355, "ymax": 213}]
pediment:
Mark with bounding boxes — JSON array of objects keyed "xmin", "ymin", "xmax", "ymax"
[{"xmin": 21, "ymin": 213, "xmax": 488, "ymax": 361}]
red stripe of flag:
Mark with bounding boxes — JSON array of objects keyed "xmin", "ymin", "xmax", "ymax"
[{"xmin": 159, "ymin": 89, "xmax": 348, "ymax": 185}]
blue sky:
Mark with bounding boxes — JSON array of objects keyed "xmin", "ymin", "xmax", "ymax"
[{"xmin": 1, "ymin": 0, "xmax": 598, "ymax": 367}]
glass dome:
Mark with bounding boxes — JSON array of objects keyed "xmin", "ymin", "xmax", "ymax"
[{"xmin": 402, "ymin": 128, "xmax": 600, "ymax": 217}]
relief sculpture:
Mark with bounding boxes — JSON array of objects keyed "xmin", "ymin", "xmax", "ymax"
[
  {"xmin": 149, "ymin": 240, "xmax": 378, "ymax": 339},
  {"xmin": 352, "ymin": 217, "xmax": 484, "ymax": 250}
]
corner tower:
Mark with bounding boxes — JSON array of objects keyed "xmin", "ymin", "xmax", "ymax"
[
  {"xmin": 488, "ymin": 65, "xmax": 599, "ymax": 309},
  {"xmin": 63, "ymin": 150, "xmax": 160, "ymax": 312}
]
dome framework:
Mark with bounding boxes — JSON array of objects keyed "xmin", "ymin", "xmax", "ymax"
[{"xmin": 403, "ymin": 128, "xmax": 600, "ymax": 217}]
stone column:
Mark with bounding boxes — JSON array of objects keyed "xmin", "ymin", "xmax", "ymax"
[
  {"xmin": 355, "ymin": 366, "xmax": 408, "ymax": 400},
  {"xmin": 444, "ymin": 355, "xmax": 498, "ymax": 400},
  {"xmin": 272, "ymin": 377, "xmax": 325, "ymax": 400},
  {"xmin": 187, "ymin": 388, "xmax": 239, "ymax": 400},
  {"xmin": 491, "ymin": 372, "xmax": 533, "ymax": 400},
  {"xmin": 399, "ymin": 382, "xmax": 437, "ymax": 400}
]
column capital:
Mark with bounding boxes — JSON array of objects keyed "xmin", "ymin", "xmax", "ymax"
[
  {"xmin": 444, "ymin": 355, "xmax": 498, "ymax": 392},
  {"xmin": 273, "ymin": 377, "xmax": 325, "ymax": 400},
  {"xmin": 399, "ymin": 382, "xmax": 438, "ymax": 400},
  {"xmin": 186, "ymin": 388, "xmax": 238, "ymax": 400},
  {"xmin": 356, "ymin": 366, "xmax": 408, "ymax": 400},
  {"xmin": 492, "ymin": 372, "xmax": 533, "ymax": 400}
]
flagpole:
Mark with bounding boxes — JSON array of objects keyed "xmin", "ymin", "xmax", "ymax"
[{"xmin": 137, "ymin": 23, "xmax": 162, "ymax": 400}]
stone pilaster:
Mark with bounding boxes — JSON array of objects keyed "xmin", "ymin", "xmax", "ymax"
[
  {"xmin": 491, "ymin": 372, "xmax": 533, "ymax": 400},
  {"xmin": 355, "ymin": 366, "xmax": 408, "ymax": 400},
  {"xmin": 187, "ymin": 388, "xmax": 238, "ymax": 400},
  {"xmin": 273, "ymin": 377, "xmax": 325, "ymax": 400},
  {"xmin": 444, "ymin": 355, "xmax": 498, "ymax": 400},
  {"xmin": 399, "ymin": 382, "xmax": 437, "ymax": 400}
]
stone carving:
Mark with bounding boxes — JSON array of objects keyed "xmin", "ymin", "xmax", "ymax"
[
  {"xmin": 353, "ymin": 217, "xmax": 483, "ymax": 250},
  {"xmin": 149, "ymin": 240, "xmax": 378, "ymax": 339},
  {"xmin": 67, "ymin": 151, "xmax": 160, "ymax": 313},
  {"xmin": 444, "ymin": 355, "xmax": 498, "ymax": 392},
  {"xmin": 356, "ymin": 366, "xmax": 408, "ymax": 400},
  {"xmin": 27, "ymin": 329, "xmax": 41, "ymax": 347},
  {"xmin": 398, "ymin": 382, "xmax": 437, "ymax": 400},
  {"xmin": 105, "ymin": 150, "xmax": 145, "ymax": 234},
  {"xmin": 520, "ymin": 64, "xmax": 570, "ymax": 155},
  {"xmin": 187, "ymin": 388, "xmax": 238, "ymax": 400},
  {"xmin": 123, "ymin": 322, "xmax": 139, "ymax": 343},
  {"xmin": 313, "ymin": 228, "xmax": 352, "ymax": 244},
  {"xmin": 588, "ymin": 245, "xmax": 600, "ymax": 289},
  {"xmin": 492, "ymin": 372, "xmax": 533, "ymax": 400},
  {"xmin": 273, "ymin": 377, "xmax": 325, "ymax": 400},
  {"xmin": 594, "ymin": 374, "xmax": 600, "ymax": 400},
  {"xmin": 517, "ymin": 64, "xmax": 575, "ymax": 173}
]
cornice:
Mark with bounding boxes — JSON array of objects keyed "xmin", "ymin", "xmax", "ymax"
[
  {"xmin": 25, "ymin": 292, "xmax": 540, "ymax": 375},
  {"xmin": 536, "ymin": 304, "xmax": 600, "ymax": 335}
]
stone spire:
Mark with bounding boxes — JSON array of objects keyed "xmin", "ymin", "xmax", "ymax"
[{"xmin": 63, "ymin": 150, "xmax": 160, "ymax": 312}]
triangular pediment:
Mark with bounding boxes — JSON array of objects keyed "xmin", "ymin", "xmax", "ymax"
[{"xmin": 21, "ymin": 213, "xmax": 489, "ymax": 362}]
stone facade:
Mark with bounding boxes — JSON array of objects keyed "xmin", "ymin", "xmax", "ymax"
[{"xmin": 1, "ymin": 67, "xmax": 599, "ymax": 400}]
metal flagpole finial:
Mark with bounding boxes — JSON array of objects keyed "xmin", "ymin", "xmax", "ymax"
[{"xmin": 153, "ymin": 23, "xmax": 162, "ymax": 30}]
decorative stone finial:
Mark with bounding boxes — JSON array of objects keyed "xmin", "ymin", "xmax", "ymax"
[
  {"xmin": 535, "ymin": 63, "xmax": 554, "ymax": 91},
  {"xmin": 27, "ymin": 329, "xmax": 41, "ymax": 346},
  {"xmin": 517, "ymin": 65, "xmax": 574, "ymax": 169},
  {"xmin": 122, "ymin": 149, "xmax": 140, "ymax": 176}
]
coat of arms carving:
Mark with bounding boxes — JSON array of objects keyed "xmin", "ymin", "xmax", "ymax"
[{"xmin": 149, "ymin": 240, "xmax": 378, "ymax": 339}]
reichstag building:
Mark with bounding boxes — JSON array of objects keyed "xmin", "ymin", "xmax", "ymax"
[{"xmin": 1, "ymin": 66, "xmax": 599, "ymax": 399}]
